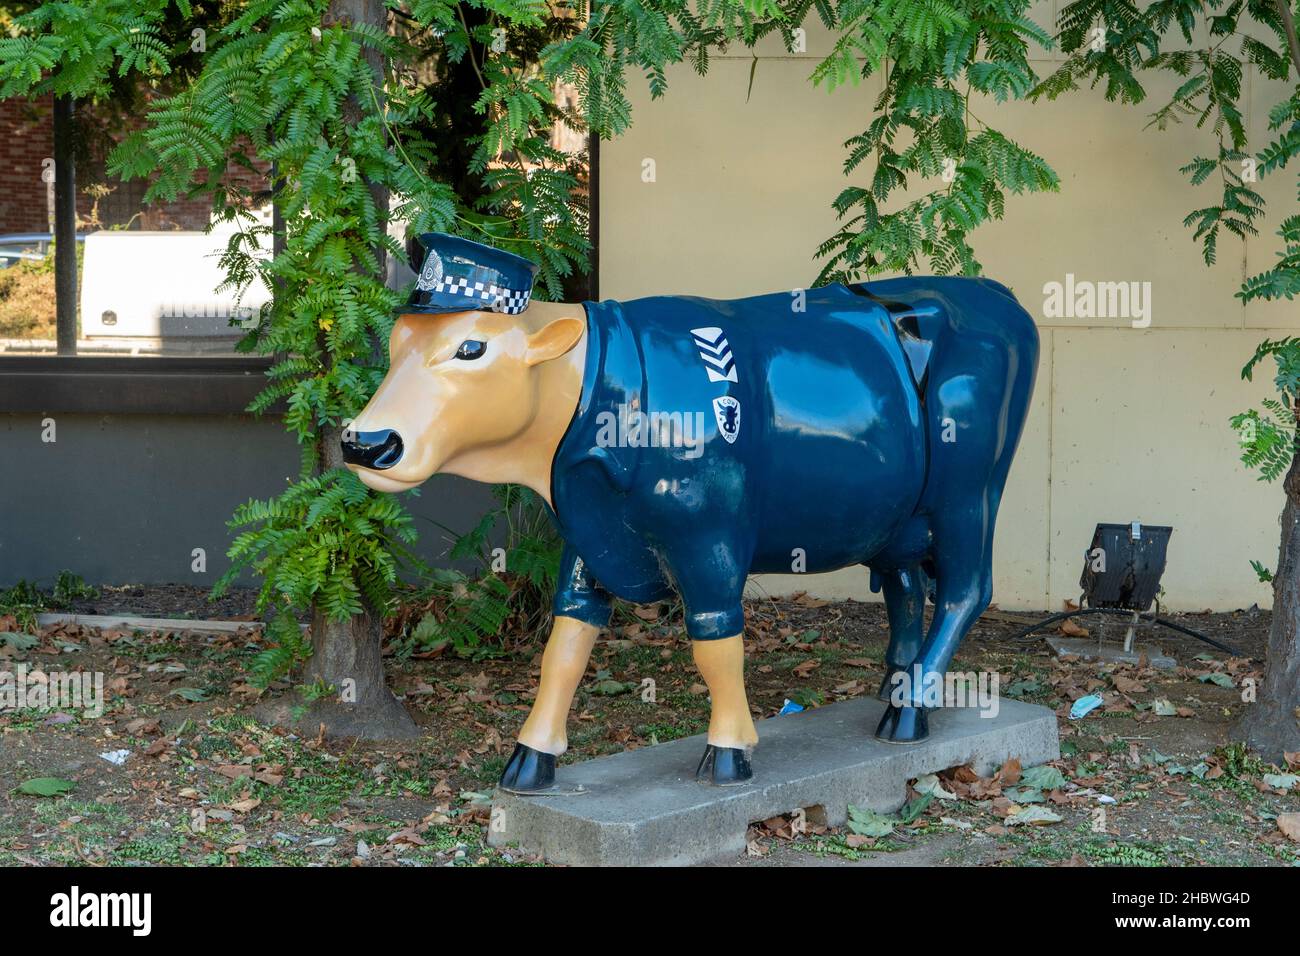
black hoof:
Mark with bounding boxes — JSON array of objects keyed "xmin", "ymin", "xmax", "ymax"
[
  {"xmin": 498, "ymin": 742, "xmax": 556, "ymax": 794},
  {"xmin": 876, "ymin": 667, "xmax": 906, "ymax": 703},
  {"xmin": 696, "ymin": 744, "xmax": 753, "ymax": 786},
  {"xmin": 875, "ymin": 703, "xmax": 929, "ymax": 743}
]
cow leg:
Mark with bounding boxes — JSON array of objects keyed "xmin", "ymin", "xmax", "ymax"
[
  {"xmin": 874, "ymin": 565, "xmax": 927, "ymax": 702},
  {"xmin": 876, "ymin": 507, "xmax": 993, "ymax": 743},
  {"xmin": 663, "ymin": 542, "xmax": 756, "ymax": 785},
  {"xmin": 692, "ymin": 634, "xmax": 758, "ymax": 786},
  {"xmin": 499, "ymin": 615, "xmax": 599, "ymax": 793}
]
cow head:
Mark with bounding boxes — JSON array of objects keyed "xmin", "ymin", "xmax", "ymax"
[{"xmin": 342, "ymin": 305, "xmax": 586, "ymax": 497}]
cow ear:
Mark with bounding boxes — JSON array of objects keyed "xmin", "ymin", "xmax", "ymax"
[{"xmin": 524, "ymin": 317, "xmax": 585, "ymax": 366}]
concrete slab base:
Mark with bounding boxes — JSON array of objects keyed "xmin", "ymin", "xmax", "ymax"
[
  {"xmin": 37, "ymin": 612, "xmax": 264, "ymax": 635},
  {"xmin": 1046, "ymin": 635, "xmax": 1177, "ymax": 669},
  {"xmin": 488, "ymin": 696, "xmax": 1058, "ymax": 866}
]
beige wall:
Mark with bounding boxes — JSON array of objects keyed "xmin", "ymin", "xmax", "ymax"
[{"xmin": 597, "ymin": 6, "xmax": 1293, "ymax": 611}]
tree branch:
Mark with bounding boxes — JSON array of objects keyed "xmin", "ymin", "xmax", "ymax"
[{"xmin": 1276, "ymin": 0, "xmax": 1300, "ymax": 79}]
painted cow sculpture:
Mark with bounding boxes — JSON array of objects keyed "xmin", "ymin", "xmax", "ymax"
[{"xmin": 344, "ymin": 276, "xmax": 1038, "ymax": 792}]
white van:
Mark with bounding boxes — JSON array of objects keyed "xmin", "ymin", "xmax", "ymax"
[{"xmin": 80, "ymin": 226, "xmax": 272, "ymax": 354}]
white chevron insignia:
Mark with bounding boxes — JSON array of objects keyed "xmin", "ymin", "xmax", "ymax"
[
  {"xmin": 689, "ymin": 327, "xmax": 738, "ymax": 383},
  {"xmin": 700, "ymin": 352, "xmax": 732, "ymax": 370}
]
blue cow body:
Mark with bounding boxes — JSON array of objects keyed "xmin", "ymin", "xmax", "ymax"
[{"xmin": 548, "ymin": 277, "xmax": 1038, "ymax": 671}]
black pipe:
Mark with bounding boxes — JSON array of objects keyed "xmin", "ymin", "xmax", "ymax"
[
  {"xmin": 1009, "ymin": 606, "xmax": 1244, "ymax": 657},
  {"xmin": 588, "ymin": 130, "xmax": 599, "ymax": 302},
  {"xmin": 53, "ymin": 94, "xmax": 77, "ymax": 356}
]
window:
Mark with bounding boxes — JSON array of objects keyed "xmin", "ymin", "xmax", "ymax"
[{"xmin": 0, "ymin": 95, "xmax": 268, "ymax": 362}]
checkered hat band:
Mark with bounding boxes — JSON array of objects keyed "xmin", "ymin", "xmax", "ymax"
[{"xmin": 428, "ymin": 277, "xmax": 532, "ymax": 314}]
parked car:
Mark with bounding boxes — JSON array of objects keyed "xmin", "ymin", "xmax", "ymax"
[{"xmin": 0, "ymin": 232, "xmax": 86, "ymax": 268}]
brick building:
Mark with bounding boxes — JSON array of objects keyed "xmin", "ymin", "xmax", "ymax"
[{"xmin": 0, "ymin": 95, "xmax": 265, "ymax": 235}]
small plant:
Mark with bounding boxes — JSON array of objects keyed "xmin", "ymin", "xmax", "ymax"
[
  {"xmin": 1084, "ymin": 841, "xmax": 1165, "ymax": 867},
  {"xmin": 0, "ymin": 580, "xmax": 44, "ymax": 631},
  {"xmin": 1214, "ymin": 742, "xmax": 1265, "ymax": 780},
  {"xmin": 0, "ymin": 571, "xmax": 96, "ymax": 630},
  {"xmin": 247, "ymin": 609, "xmax": 312, "ymax": 688},
  {"xmin": 394, "ymin": 485, "xmax": 560, "ymax": 658},
  {"xmin": 51, "ymin": 571, "xmax": 97, "ymax": 607},
  {"xmin": 788, "ymin": 688, "xmax": 826, "ymax": 709}
]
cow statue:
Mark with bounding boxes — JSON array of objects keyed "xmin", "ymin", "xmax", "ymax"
[{"xmin": 343, "ymin": 233, "xmax": 1038, "ymax": 793}]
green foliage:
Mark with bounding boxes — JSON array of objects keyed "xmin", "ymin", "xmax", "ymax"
[
  {"xmin": 1232, "ymin": 337, "xmax": 1300, "ymax": 482},
  {"xmin": 1037, "ymin": 0, "xmax": 1280, "ymax": 269},
  {"xmin": 0, "ymin": 571, "xmax": 97, "ymax": 631},
  {"xmin": 1214, "ymin": 741, "xmax": 1265, "ymax": 779},
  {"xmin": 812, "ymin": 0, "xmax": 1059, "ymax": 281},
  {"xmin": 0, "ymin": 0, "xmax": 607, "ymax": 647},
  {"xmin": 409, "ymin": 571, "xmax": 516, "ymax": 658},
  {"xmin": 0, "ymin": 1, "xmax": 177, "ymax": 99},
  {"xmin": 15, "ymin": 777, "xmax": 77, "ymax": 797},
  {"xmin": 0, "ymin": 578, "xmax": 44, "ymax": 631},
  {"xmin": 0, "ymin": 249, "xmax": 56, "ymax": 340},
  {"xmin": 51, "ymin": 570, "xmax": 97, "ymax": 606},
  {"xmin": 247, "ymin": 609, "xmax": 312, "ymax": 688},
  {"xmin": 217, "ymin": 469, "xmax": 422, "ymax": 621},
  {"xmin": 298, "ymin": 678, "xmax": 337, "ymax": 703},
  {"xmin": 549, "ymin": 0, "xmax": 1062, "ymax": 281},
  {"xmin": 407, "ymin": 1, "xmax": 593, "ymax": 298},
  {"xmin": 401, "ymin": 485, "xmax": 560, "ymax": 657},
  {"xmin": 1084, "ymin": 841, "xmax": 1165, "ymax": 866},
  {"xmin": 1231, "ymin": 399, "xmax": 1295, "ymax": 482}
]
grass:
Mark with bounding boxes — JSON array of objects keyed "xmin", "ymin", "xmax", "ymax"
[
  {"xmin": 113, "ymin": 835, "xmax": 191, "ymax": 866},
  {"xmin": 1083, "ymin": 840, "xmax": 1168, "ymax": 866}
]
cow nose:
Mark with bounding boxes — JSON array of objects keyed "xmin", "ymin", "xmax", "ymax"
[{"xmin": 341, "ymin": 428, "xmax": 404, "ymax": 470}]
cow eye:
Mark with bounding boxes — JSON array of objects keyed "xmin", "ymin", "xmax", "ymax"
[{"xmin": 454, "ymin": 340, "xmax": 486, "ymax": 361}]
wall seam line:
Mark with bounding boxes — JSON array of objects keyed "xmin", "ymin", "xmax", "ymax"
[{"xmin": 1045, "ymin": 327, "xmax": 1055, "ymax": 611}]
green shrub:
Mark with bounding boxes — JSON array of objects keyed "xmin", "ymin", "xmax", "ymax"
[{"xmin": 0, "ymin": 254, "xmax": 56, "ymax": 340}]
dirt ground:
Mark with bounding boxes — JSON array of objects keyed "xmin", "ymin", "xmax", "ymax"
[{"xmin": 2, "ymin": 586, "xmax": 1298, "ymax": 867}]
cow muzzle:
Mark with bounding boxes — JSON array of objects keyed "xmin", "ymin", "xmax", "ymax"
[{"xmin": 341, "ymin": 427, "xmax": 404, "ymax": 470}]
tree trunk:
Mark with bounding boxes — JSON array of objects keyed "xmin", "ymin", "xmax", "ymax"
[
  {"xmin": 1238, "ymin": 452, "xmax": 1300, "ymax": 762},
  {"xmin": 277, "ymin": 0, "xmax": 416, "ymax": 740},
  {"xmin": 294, "ymin": 598, "xmax": 418, "ymax": 738},
  {"xmin": 256, "ymin": 423, "xmax": 418, "ymax": 738}
]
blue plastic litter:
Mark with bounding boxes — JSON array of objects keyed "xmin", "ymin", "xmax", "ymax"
[
  {"xmin": 779, "ymin": 699, "xmax": 804, "ymax": 715},
  {"xmin": 1069, "ymin": 694, "xmax": 1105, "ymax": 720}
]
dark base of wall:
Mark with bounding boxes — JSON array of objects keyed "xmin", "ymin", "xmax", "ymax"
[{"xmin": 0, "ymin": 414, "xmax": 499, "ymax": 588}]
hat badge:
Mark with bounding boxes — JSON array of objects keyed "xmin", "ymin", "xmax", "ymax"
[{"xmin": 415, "ymin": 251, "xmax": 444, "ymax": 292}]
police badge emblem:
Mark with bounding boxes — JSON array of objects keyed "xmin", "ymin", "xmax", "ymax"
[
  {"xmin": 415, "ymin": 250, "xmax": 444, "ymax": 292},
  {"xmin": 712, "ymin": 396, "xmax": 740, "ymax": 444}
]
